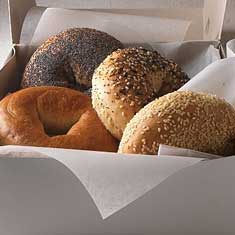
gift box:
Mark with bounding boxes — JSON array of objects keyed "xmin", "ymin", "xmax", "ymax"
[{"xmin": 0, "ymin": 0, "xmax": 235, "ymax": 234}]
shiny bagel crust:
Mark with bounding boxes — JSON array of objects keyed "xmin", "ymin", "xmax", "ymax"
[
  {"xmin": 118, "ymin": 91, "xmax": 235, "ymax": 156},
  {"xmin": 0, "ymin": 87, "xmax": 118, "ymax": 152},
  {"xmin": 92, "ymin": 48, "xmax": 189, "ymax": 139},
  {"xmin": 21, "ymin": 28, "xmax": 123, "ymax": 92}
]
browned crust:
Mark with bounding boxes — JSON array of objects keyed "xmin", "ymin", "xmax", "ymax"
[
  {"xmin": 0, "ymin": 86, "xmax": 118, "ymax": 152},
  {"xmin": 21, "ymin": 28, "xmax": 124, "ymax": 92},
  {"xmin": 92, "ymin": 47, "xmax": 189, "ymax": 139},
  {"xmin": 119, "ymin": 91, "xmax": 235, "ymax": 156}
]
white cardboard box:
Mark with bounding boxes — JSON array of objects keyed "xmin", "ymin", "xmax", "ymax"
[{"xmin": 1, "ymin": 1, "xmax": 235, "ymax": 234}]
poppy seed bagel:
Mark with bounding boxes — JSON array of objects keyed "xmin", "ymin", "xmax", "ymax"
[{"xmin": 21, "ymin": 28, "xmax": 124, "ymax": 92}]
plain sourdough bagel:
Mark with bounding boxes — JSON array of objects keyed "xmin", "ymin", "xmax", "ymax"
[
  {"xmin": 92, "ymin": 47, "xmax": 189, "ymax": 140},
  {"xmin": 21, "ymin": 28, "xmax": 123, "ymax": 92},
  {"xmin": 0, "ymin": 87, "xmax": 118, "ymax": 152},
  {"xmin": 118, "ymin": 91, "xmax": 235, "ymax": 156}
]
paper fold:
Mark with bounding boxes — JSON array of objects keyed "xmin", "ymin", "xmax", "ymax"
[
  {"xmin": 151, "ymin": 40, "xmax": 221, "ymax": 78},
  {"xmin": 227, "ymin": 39, "xmax": 235, "ymax": 58},
  {"xmin": 0, "ymin": 145, "xmax": 202, "ymax": 219},
  {"xmin": 158, "ymin": 144, "xmax": 220, "ymax": 159}
]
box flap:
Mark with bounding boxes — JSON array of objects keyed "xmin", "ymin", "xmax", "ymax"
[
  {"xmin": 1, "ymin": 146, "xmax": 235, "ymax": 235},
  {"xmin": 223, "ymin": 0, "xmax": 235, "ymax": 43},
  {"xmin": 0, "ymin": 145, "xmax": 203, "ymax": 219},
  {"xmin": 203, "ymin": 0, "xmax": 227, "ymax": 40},
  {"xmin": 0, "ymin": 51, "xmax": 17, "ymax": 99},
  {"xmin": 20, "ymin": 6, "xmax": 46, "ymax": 44},
  {"xmin": 35, "ymin": 0, "xmax": 205, "ymax": 9},
  {"xmin": 0, "ymin": 0, "xmax": 13, "ymax": 68},
  {"xmin": 8, "ymin": 0, "xmax": 36, "ymax": 44},
  {"xmin": 0, "ymin": 0, "xmax": 11, "ymax": 44}
]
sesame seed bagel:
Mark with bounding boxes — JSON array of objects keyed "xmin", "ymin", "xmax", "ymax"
[
  {"xmin": 21, "ymin": 28, "xmax": 123, "ymax": 92},
  {"xmin": 119, "ymin": 91, "xmax": 235, "ymax": 156},
  {"xmin": 0, "ymin": 86, "xmax": 118, "ymax": 152},
  {"xmin": 92, "ymin": 47, "xmax": 189, "ymax": 140}
]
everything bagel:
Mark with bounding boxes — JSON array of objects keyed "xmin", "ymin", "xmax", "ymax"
[{"xmin": 92, "ymin": 47, "xmax": 189, "ymax": 139}]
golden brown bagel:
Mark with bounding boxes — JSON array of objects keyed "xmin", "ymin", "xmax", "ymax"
[
  {"xmin": 21, "ymin": 28, "xmax": 123, "ymax": 93},
  {"xmin": 92, "ymin": 47, "xmax": 189, "ymax": 140},
  {"xmin": 119, "ymin": 91, "xmax": 235, "ymax": 156},
  {"xmin": 0, "ymin": 87, "xmax": 118, "ymax": 152}
]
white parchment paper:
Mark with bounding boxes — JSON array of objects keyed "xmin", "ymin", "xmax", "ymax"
[
  {"xmin": 0, "ymin": 145, "xmax": 202, "ymax": 219},
  {"xmin": 158, "ymin": 145, "xmax": 221, "ymax": 159},
  {"xmin": 30, "ymin": 8, "xmax": 191, "ymax": 46}
]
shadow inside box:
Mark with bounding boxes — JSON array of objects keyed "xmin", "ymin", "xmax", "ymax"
[{"xmin": 222, "ymin": 31, "xmax": 235, "ymax": 50}]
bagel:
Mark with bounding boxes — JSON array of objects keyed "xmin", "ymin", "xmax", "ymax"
[
  {"xmin": 0, "ymin": 87, "xmax": 118, "ymax": 152},
  {"xmin": 92, "ymin": 47, "xmax": 189, "ymax": 139},
  {"xmin": 118, "ymin": 91, "xmax": 235, "ymax": 156},
  {"xmin": 21, "ymin": 28, "xmax": 123, "ymax": 92}
]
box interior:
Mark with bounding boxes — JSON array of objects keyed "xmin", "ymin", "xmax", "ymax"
[{"xmin": 0, "ymin": 0, "xmax": 227, "ymax": 150}]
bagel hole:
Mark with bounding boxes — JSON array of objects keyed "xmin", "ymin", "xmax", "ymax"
[
  {"xmin": 36, "ymin": 89, "xmax": 86, "ymax": 137},
  {"xmin": 37, "ymin": 109, "xmax": 79, "ymax": 137},
  {"xmin": 41, "ymin": 119, "xmax": 79, "ymax": 137},
  {"xmin": 44, "ymin": 127, "xmax": 69, "ymax": 137},
  {"xmin": 54, "ymin": 62, "xmax": 76, "ymax": 87},
  {"xmin": 57, "ymin": 61, "xmax": 91, "ymax": 92}
]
